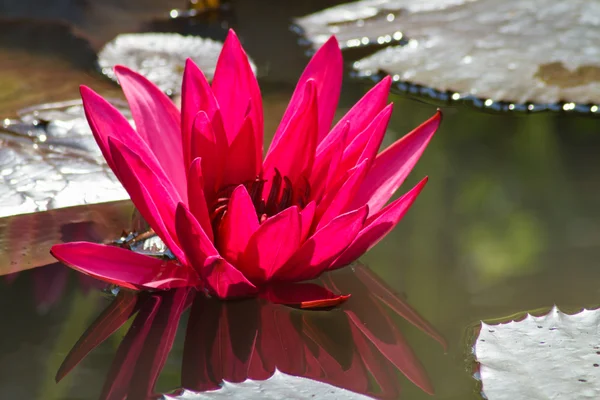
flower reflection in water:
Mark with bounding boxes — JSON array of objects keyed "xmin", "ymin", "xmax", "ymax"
[{"xmin": 57, "ymin": 265, "xmax": 446, "ymax": 399}]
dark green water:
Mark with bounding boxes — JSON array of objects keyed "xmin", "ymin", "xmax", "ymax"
[{"xmin": 1, "ymin": 1, "xmax": 600, "ymax": 399}]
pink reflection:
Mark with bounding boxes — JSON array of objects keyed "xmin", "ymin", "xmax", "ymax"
[{"xmin": 57, "ymin": 266, "xmax": 446, "ymax": 399}]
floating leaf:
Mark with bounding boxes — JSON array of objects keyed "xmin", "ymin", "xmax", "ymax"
[
  {"xmin": 296, "ymin": 0, "xmax": 600, "ymax": 107},
  {"xmin": 166, "ymin": 370, "xmax": 371, "ymax": 399},
  {"xmin": 98, "ymin": 33, "xmax": 256, "ymax": 94},
  {"xmin": 0, "ymin": 99, "xmax": 130, "ymax": 218},
  {"xmin": 474, "ymin": 306, "xmax": 600, "ymax": 399}
]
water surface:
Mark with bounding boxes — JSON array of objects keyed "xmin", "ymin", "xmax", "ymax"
[{"xmin": 1, "ymin": 1, "xmax": 600, "ymax": 399}]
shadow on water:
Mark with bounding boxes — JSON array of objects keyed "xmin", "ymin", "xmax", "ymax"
[{"xmin": 1, "ymin": 0, "xmax": 600, "ymax": 399}]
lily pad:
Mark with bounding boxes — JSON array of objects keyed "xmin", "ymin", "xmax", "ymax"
[
  {"xmin": 166, "ymin": 371, "xmax": 370, "ymax": 399},
  {"xmin": 98, "ymin": 33, "xmax": 256, "ymax": 94},
  {"xmin": 296, "ymin": 0, "xmax": 600, "ymax": 107},
  {"xmin": 474, "ymin": 306, "xmax": 600, "ymax": 399},
  {"xmin": 0, "ymin": 99, "xmax": 129, "ymax": 218}
]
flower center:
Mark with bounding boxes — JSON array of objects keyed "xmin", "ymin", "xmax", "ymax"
[{"xmin": 209, "ymin": 169, "xmax": 311, "ymax": 229}]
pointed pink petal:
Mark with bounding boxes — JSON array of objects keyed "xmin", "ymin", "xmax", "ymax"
[
  {"xmin": 316, "ymin": 159, "xmax": 369, "ymax": 231},
  {"xmin": 217, "ymin": 185, "xmax": 259, "ymax": 265},
  {"xmin": 310, "ymin": 122, "xmax": 349, "ymax": 202},
  {"xmin": 190, "ymin": 110, "xmax": 228, "ymax": 200},
  {"xmin": 263, "ymin": 81, "xmax": 318, "ymax": 188},
  {"xmin": 339, "ymin": 104, "xmax": 393, "ymax": 174},
  {"xmin": 269, "ymin": 36, "xmax": 342, "ymax": 151},
  {"xmin": 51, "ymin": 242, "xmax": 198, "ymax": 290},
  {"xmin": 239, "ymin": 206, "xmax": 301, "ymax": 283},
  {"xmin": 355, "ymin": 265, "xmax": 447, "ymax": 351},
  {"xmin": 187, "ymin": 158, "xmax": 213, "ymax": 242},
  {"xmin": 80, "ymin": 86, "xmax": 136, "ymax": 172},
  {"xmin": 349, "ymin": 110, "xmax": 441, "ymax": 215},
  {"xmin": 176, "ymin": 204, "xmax": 257, "ymax": 298},
  {"xmin": 221, "ymin": 116, "xmax": 259, "ymax": 187},
  {"xmin": 56, "ymin": 291, "xmax": 139, "ymax": 382},
  {"xmin": 332, "ymin": 177, "xmax": 428, "ymax": 269},
  {"xmin": 212, "ymin": 30, "xmax": 263, "ymax": 157},
  {"xmin": 108, "ymin": 138, "xmax": 187, "ymax": 264},
  {"xmin": 203, "ymin": 255, "xmax": 258, "ymax": 299},
  {"xmin": 259, "ymin": 283, "xmax": 350, "ymax": 309},
  {"xmin": 114, "ymin": 65, "xmax": 186, "ymax": 200},
  {"xmin": 318, "ymin": 76, "xmax": 391, "ymax": 154},
  {"xmin": 181, "ymin": 59, "xmax": 219, "ymax": 170},
  {"xmin": 276, "ymin": 206, "xmax": 367, "ymax": 282},
  {"xmin": 174, "ymin": 202, "xmax": 218, "ymax": 275},
  {"xmin": 299, "ymin": 201, "xmax": 316, "ymax": 242},
  {"xmin": 80, "ymin": 87, "xmax": 182, "ymax": 208}
]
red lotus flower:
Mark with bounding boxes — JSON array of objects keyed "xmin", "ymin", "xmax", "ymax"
[{"xmin": 50, "ymin": 29, "xmax": 441, "ymax": 307}]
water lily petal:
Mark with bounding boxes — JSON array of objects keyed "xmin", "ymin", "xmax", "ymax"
[
  {"xmin": 318, "ymin": 76, "xmax": 391, "ymax": 154},
  {"xmin": 51, "ymin": 242, "xmax": 197, "ymax": 290},
  {"xmin": 310, "ymin": 122, "xmax": 349, "ymax": 202},
  {"xmin": 221, "ymin": 116, "xmax": 259, "ymax": 187},
  {"xmin": 217, "ymin": 185, "xmax": 259, "ymax": 265},
  {"xmin": 263, "ymin": 81, "xmax": 318, "ymax": 189},
  {"xmin": 239, "ymin": 206, "xmax": 301, "ymax": 283},
  {"xmin": 190, "ymin": 110, "xmax": 228, "ymax": 200},
  {"xmin": 349, "ymin": 111, "xmax": 440, "ymax": 215},
  {"xmin": 203, "ymin": 255, "xmax": 258, "ymax": 299},
  {"xmin": 175, "ymin": 202, "xmax": 218, "ymax": 272},
  {"xmin": 212, "ymin": 30, "xmax": 263, "ymax": 158},
  {"xmin": 331, "ymin": 177, "xmax": 428, "ymax": 269},
  {"xmin": 181, "ymin": 58, "xmax": 219, "ymax": 170},
  {"xmin": 108, "ymin": 138, "xmax": 187, "ymax": 264},
  {"xmin": 80, "ymin": 86, "xmax": 162, "ymax": 176},
  {"xmin": 299, "ymin": 201, "xmax": 316, "ymax": 242},
  {"xmin": 187, "ymin": 158, "xmax": 213, "ymax": 242},
  {"xmin": 271, "ymin": 36, "xmax": 342, "ymax": 152},
  {"xmin": 259, "ymin": 283, "xmax": 350, "ymax": 309},
  {"xmin": 338, "ymin": 104, "xmax": 393, "ymax": 174},
  {"xmin": 276, "ymin": 205, "xmax": 367, "ymax": 282},
  {"xmin": 114, "ymin": 65, "xmax": 186, "ymax": 200},
  {"xmin": 316, "ymin": 159, "xmax": 369, "ymax": 231}
]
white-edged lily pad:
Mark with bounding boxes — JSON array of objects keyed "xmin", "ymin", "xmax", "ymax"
[
  {"xmin": 0, "ymin": 100, "xmax": 129, "ymax": 218},
  {"xmin": 98, "ymin": 33, "xmax": 256, "ymax": 94},
  {"xmin": 165, "ymin": 371, "xmax": 370, "ymax": 399},
  {"xmin": 297, "ymin": 0, "xmax": 600, "ymax": 106},
  {"xmin": 475, "ymin": 306, "xmax": 600, "ymax": 399},
  {"xmin": 295, "ymin": 0, "xmax": 471, "ymax": 49}
]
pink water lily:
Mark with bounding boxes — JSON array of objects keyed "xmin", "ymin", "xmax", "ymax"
[{"xmin": 50, "ymin": 30, "xmax": 441, "ymax": 308}]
